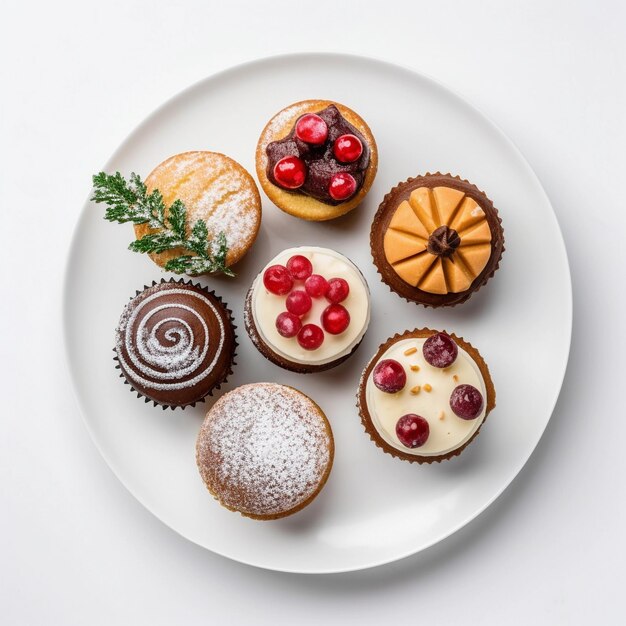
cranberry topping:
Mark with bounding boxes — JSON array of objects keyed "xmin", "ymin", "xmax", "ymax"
[
  {"xmin": 373, "ymin": 359, "xmax": 406, "ymax": 393},
  {"xmin": 333, "ymin": 134, "xmax": 363, "ymax": 163},
  {"xmin": 321, "ymin": 304, "xmax": 350, "ymax": 335},
  {"xmin": 395, "ymin": 414, "xmax": 430, "ymax": 448},
  {"xmin": 329, "ymin": 173, "xmax": 357, "ymax": 201},
  {"xmin": 305, "ymin": 274, "xmax": 329, "ymax": 298},
  {"xmin": 275, "ymin": 312, "xmax": 302, "ymax": 338},
  {"xmin": 286, "ymin": 289, "xmax": 312, "ymax": 316},
  {"xmin": 297, "ymin": 324, "xmax": 324, "ymax": 350},
  {"xmin": 286, "ymin": 254, "xmax": 313, "ymax": 281},
  {"xmin": 263, "ymin": 265, "xmax": 293, "ymax": 295},
  {"xmin": 265, "ymin": 104, "xmax": 370, "ymax": 205},
  {"xmin": 423, "ymin": 333, "xmax": 458, "ymax": 368},
  {"xmin": 450, "ymin": 384, "xmax": 484, "ymax": 420},
  {"xmin": 273, "ymin": 156, "xmax": 306, "ymax": 189},
  {"xmin": 295, "ymin": 113, "xmax": 328, "ymax": 145},
  {"xmin": 326, "ymin": 277, "xmax": 349, "ymax": 303}
]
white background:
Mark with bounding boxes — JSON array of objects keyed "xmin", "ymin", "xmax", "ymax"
[{"xmin": 1, "ymin": 0, "xmax": 625, "ymax": 624}]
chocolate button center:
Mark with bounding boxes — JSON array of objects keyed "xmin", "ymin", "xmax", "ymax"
[{"xmin": 427, "ymin": 225, "xmax": 461, "ymax": 257}]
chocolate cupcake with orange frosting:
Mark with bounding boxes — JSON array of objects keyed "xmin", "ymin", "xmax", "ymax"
[{"xmin": 371, "ymin": 174, "xmax": 504, "ymax": 306}]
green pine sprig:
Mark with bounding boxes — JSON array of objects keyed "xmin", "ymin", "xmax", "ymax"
[{"xmin": 91, "ymin": 172, "xmax": 234, "ymax": 277}]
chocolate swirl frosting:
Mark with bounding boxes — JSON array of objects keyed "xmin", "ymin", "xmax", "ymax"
[{"xmin": 114, "ymin": 280, "xmax": 236, "ymax": 408}]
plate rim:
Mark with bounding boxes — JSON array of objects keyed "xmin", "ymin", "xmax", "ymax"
[{"xmin": 62, "ymin": 51, "xmax": 573, "ymax": 574}]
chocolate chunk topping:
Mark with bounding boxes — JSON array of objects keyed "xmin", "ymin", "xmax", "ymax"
[
  {"xmin": 265, "ymin": 105, "xmax": 370, "ymax": 205},
  {"xmin": 427, "ymin": 225, "xmax": 461, "ymax": 257}
]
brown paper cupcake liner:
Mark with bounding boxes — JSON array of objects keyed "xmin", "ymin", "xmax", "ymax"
[
  {"xmin": 113, "ymin": 278, "xmax": 238, "ymax": 410},
  {"xmin": 357, "ymin": 328, "xmax": 496, "ymax": 464},
  {"xmin": 370, "ymin": 173, "xmax": 505, "ymax": 308}
]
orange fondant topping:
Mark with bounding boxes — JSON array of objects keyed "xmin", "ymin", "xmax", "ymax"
[{"xmin": 383, "ymin": 186, "xmax": 492, "ymax": 293}]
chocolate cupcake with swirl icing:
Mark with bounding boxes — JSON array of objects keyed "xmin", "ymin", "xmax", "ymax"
[{"xmin": 114, "ymin": 279, "xmax": 237, "ymax": 409}]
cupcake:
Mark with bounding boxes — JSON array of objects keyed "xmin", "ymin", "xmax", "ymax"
[
  {"xmin": 244, "ymin": 247, "xmax": 371, "ymax": 373},
  {"xmin": 114, "ymin": 279, "xmax": 237, "ymax": 409},
  {"xmin": 357, "ymin": 329, "xmax": 495, "ymax": 463},
  {"xmin": 371, "ymin": 174, "xmax": 504, "ymax": 306},
  {"xmin": 196, "ymin": 383, "xmax": 334, "ymax": 520},
  {"xmin": 135, "ymin": 151, "xmax": 262, "ymax": 271},
  {"xmin": 256, "ymin": 100, "xmax": 378, "ymax": 221}
]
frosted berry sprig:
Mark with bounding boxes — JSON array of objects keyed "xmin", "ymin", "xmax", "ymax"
[{"xmin": 265, "ymin": 254, "xmax": 352, "ymax": 351}]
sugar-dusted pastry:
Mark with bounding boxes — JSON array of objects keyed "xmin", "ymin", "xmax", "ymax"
[
  {"xmin": 357, "ymin": 329, "xmax": 495, "ymax": 463},
  {"xmin": 256, "ymin": 100, "xmax": 378, "ymax": 221},
  {"xmin": 93, "ymin": 152, "xmax": 261, "ymax": 275},
  {"xmin": 196, "ymin": 383, "xmax": 334, "ymax": 520},
  {"xmin": 138, "ymin": 151, "xmax": 261, "ymax": 270},
  {"xmin": 244, "ymin": 247, "xmax": 371, "ymax": 373},
  {"xmin": 371, "ymin": 174, "xmax": 504, "ymax": 306},
  {"xmin": 114, "ymin": 279, "xmax": 237, "ymax": 409}
]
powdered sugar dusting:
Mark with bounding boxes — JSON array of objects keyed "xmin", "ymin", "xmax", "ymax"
[
  {"xmin": 154, "ymin": 152, "xmax": 260, "ymax": 257},
  {"xmin": 189, "ymin": 174, "xmax": 257, "ymax": 249},
  {"xmin": 197, "ymin": 383, "xmax": 332, "ymax": 517}
]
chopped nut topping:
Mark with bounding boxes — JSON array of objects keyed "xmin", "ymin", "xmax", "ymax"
[
  {"xmin": 423, "ymin": 383, "xmax": 432, "ymax": 392},
  {"xmin": 403, "ymin": 347, "xmax": 417, "ymax": 356},
  {"xmin": 410, "ymin": 385, "xmax": 421, "ymax": 395},
  {"xmin": 452, "ymin": 374, "xmax": 459, "ymax": 382},
  {"xmin": 410, "ymin": 365, "xmax": 420, "ymax": 372},
  {"xmin": 438, "ymin": 410, "xmax": 445, "ymax": 420}
]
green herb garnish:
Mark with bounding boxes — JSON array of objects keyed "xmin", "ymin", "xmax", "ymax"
[{"xmin": 91, "ymin": 171, "xmax": 234, "ymax": 277}]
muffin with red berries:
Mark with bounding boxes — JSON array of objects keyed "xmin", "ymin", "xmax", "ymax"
[
  {"xmin": 244, "ymin": 247, "xmax": 371, "ymax": 373},
  {"xmin": 357, "ymin": 329, "xmax": 495, "ymax": 463},
  {"xmin": 256, "ymin": 100, "xmax": 378, "ymax": 221}
]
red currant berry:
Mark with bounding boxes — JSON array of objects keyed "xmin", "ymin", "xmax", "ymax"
[
  {"xmin": 372, "ymin": 359, "xmax": 406, "ymax": 393},
  {"xmin": 286, "ymin": 290, "xmax": 312, "ymax": 316},
  {"xmin": 333, "ymin": 134, "xmax": 363, "ymax": 163},
  {"xmin": 263, "ymin": 265, "xmax": 293, "ymax": 295},
  {"xmin": 321, "ymin": 304, "xmax": 350, "ymax": 335},
  {"xmin": 326, "ymin": 277, "xmax": 350, "ymax": 303},
  {"xmin": 286, "ymin": 254, "xmax": 313, "ymax": 280},
  {"xmin": 396, "ymin": 414, "xmax": 430, "ymax": 448},
  {"xmin": 275, "ymin": 312, "xmax": 302, "ymax": 338},
  {"xmin": 295, "ymin": 113, "xmax": 328, "ymax": 145},
  {"xmin": 450, "ymin": 384, "xmax": 484, "ymax": 420},
  {"xmin": 423, "ymin": 333, "xmax": 458, "ymax": 368},
  {"xmin": 273, "ymin": 156, "xmax": 306, "ymax": 189},
  {"xmin": 328, "ymin": 172, "xmax": 357, "ymax": 201},
  {"xmin": 305, "ymin": 274, "xmax": 329, "ymax": 298},
  {"xmin": 297, "ymin": 324, "xmax": 324, "ymax": 350}
]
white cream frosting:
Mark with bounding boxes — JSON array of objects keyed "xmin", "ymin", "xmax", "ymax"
[
  {"xmin": 365, "ymin": 337, "xmax": 487, "ymax": 456},
  {"xmin": 251, "ymin": 247, "xmax": 370, "ymax": 365}
]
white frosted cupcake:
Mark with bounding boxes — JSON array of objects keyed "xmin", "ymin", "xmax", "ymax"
[
  {"xmin": 244, "ymin": 246, "xmax": 371, "ymax": 373},
  {"xmin": 357, "ymin": 329, "xmax": 496, "ymax": 463}
]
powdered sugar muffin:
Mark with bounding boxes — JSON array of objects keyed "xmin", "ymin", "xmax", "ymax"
[
  {"xmin": 196, "ymin": 383, "xmax": 334, "ymax": 520},
  {"xmin": 135, "ymin": 151, "xmax": 261, "ymax": 271}
]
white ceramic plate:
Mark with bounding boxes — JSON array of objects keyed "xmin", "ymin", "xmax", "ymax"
[{"xmin": 64, "ymin": 53, "xmax": 571, "ymax": 574}]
